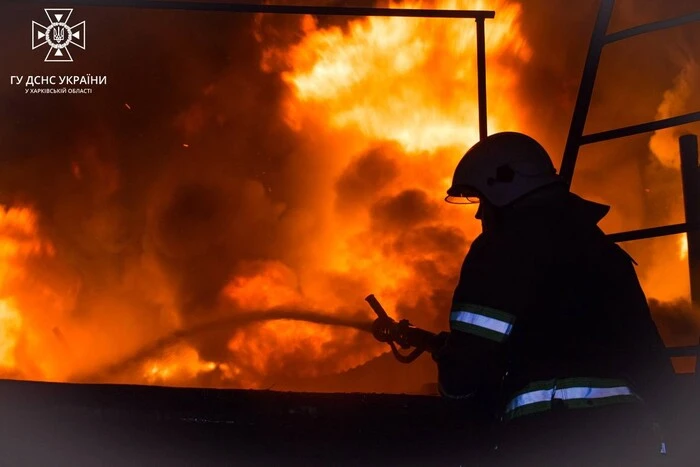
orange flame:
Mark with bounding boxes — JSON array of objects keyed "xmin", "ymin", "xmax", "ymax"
[
  {"xmin": 278, "ymin": 0, "xmax": 531, "ymax": 153},
  {"xmin": 37, "ymin": 0, "xmax": 522, "ymax": 389},
  {"xmin": 0, "ymin": 206, "xmax": 55, "ymax": 374},
  {"xmin": 0, "ymin": 300, "xmax": 22, "ymax": 369},
  {"xmin": 143, "ymin": 345, "xmax": 217, "ymax": 386},
  {"xmin": 223, "ymin": 261, "xmax": 303, "ymax": 310}
]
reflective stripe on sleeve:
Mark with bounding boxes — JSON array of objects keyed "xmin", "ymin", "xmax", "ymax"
[
  {"xmin": 450, "ymin": 303, "xmax": 516, "ymax": 343},
  {"xmin": 503, "ymin": 377, "xmax": 642, "ymax": 421}
]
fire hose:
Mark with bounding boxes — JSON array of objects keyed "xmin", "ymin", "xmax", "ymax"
[
  {"xmin": 78, "ymin": 298, "xmax": 441, "ymax": 382},
  {"xmin": 365, "ymin": 294, "xmax": 446, "ymax": 363}
]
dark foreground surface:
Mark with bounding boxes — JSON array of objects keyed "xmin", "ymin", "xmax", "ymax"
[{"xmin": 0, "ymin": 377, "xmax": 698, "ymax": 466}]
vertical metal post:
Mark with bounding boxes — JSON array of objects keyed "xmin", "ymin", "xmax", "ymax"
[
  {"xmin": 476, "ymin": 17, "xmax": 487, "ymax": 141},
  {"xmin": 559, "ymin": 0, "xmax": 616, "ymax": 185},
  {"xmin": 680, "ymin": 134, "xmax": 700, "ymax": 308}
]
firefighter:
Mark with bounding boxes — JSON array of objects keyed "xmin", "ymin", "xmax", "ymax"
[{"xmin": 433, "ymin": 132, "xmax": 676, "ymax": 466}]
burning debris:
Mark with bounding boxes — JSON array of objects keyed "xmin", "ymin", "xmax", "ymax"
[{"xmin": 0, "ymin": 0, "xmax": 699, "ymax": 391}]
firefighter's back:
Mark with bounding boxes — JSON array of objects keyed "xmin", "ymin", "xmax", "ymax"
[{"xmin": 490, "ymin": 192, "xmax": 674, "ymax": 466}]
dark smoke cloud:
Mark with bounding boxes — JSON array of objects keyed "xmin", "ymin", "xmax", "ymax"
[
  {"xmin": 334, "ymin": 144, "xmax": 400, "ymax": 211},
  {"xmin": 391, "ymin": 225, "xmax": 467, "ymax": 258},
  {"xmin": 0, "ymin": 5, "xmax": 291, "ymax": 276},
  {"xmin": 149, "ymin": 177, "xmax": 282, "ymax": 318},
  {"xmin": 370, "ymin": 189, "xmax": 438, "ymax": 231},
  {"xmin": 330, "ymin": 144, "xmax": 469, "ymax": 332}
]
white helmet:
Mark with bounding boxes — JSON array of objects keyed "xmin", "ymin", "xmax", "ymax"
[{"xmin": 446, "ymin": 132, "xmax": 562, "ymax": 207}]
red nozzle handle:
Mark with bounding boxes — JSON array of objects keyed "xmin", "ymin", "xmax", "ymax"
[{"xmin": 365, "ymin": 294, "xmax": 390, "ymax": 320}]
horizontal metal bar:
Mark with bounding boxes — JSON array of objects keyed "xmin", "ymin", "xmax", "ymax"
[
  {"xmin": 606, "ymin": 223, "xmax": 700, "ymax": 243},
  {"xmin": 666, "ymin": 346, "xmax": 700, "ymax": 358},
  {"xmin": 580, "ymin": 111, "xmax": 700, "ymax": 146},
  {"xmin": 18, "ymin": 0, "xmax": 496, "ymax": 18},
  {"xmin": 605, "ymin": 11, "xmax": 700, "ymax": 44}
]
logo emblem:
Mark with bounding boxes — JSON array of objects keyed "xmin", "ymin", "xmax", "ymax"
[{"xmin": 32, "ymin": 9, "xmax": 86, "ymax": 62}]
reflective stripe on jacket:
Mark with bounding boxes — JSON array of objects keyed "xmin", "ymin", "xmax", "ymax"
[{"xmin": 503, "ymin": 377, "xmax": 642, "ymax": 421}]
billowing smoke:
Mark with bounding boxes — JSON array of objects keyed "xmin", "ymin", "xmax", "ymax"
[{"xmin": 335, "ymin": 145, "xmax": 400, "ymax": 213}]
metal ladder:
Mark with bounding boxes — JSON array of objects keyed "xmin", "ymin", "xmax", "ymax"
[{"xmin": 559, "ymin": 0, "xmax": 700, "ymax": 368}]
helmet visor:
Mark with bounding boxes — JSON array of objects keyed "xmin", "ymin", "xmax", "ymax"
[
  {"xmin": 445, "ymin": 185, "xmax": 481, "ymax": 204},
  {"xmin": 445, "ymin": 194, "xmax": 480, "ymax": 204}
]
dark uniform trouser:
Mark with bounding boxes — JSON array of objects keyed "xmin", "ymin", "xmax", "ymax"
[{"xmin": 488, "ymin": 404, "xmax": 671, "ymax": 467}]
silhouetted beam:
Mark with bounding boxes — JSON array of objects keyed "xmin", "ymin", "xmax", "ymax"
[
  {"xmin": 19, "ymin": 0, "xmax": 495, "ymax": 18},
  {"xmin": 605, "ymin": 12, "xmax": 700, "ymax": 44},
  {"xmin": 606, "ymin": 223, "xmax": 700, "ymax": 243},
  {"xmin": 580, "ymin": 112, "xmax": 700, "ymax": 146}
]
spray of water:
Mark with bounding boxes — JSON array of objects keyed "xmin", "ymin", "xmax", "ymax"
[{"xmin": 74, "ymin": 309, "xmax": 375, "ymax": 383}]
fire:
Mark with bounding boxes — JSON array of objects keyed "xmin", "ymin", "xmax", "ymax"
[
  {"xmin": 223, "ymin": 261, "xmax": 303, "ymax": 310},
  {"xmin": 0, "ymin": 206, "xmax": 50, "ymax": 259},
  {"xmin": 143, "ymin": 344, "xmax": 218, "ymax": 386},
  {"xmin": 219, "ymin": 261, "xmax": 379, "ymax": 387},
  {"xmin": 0, "ymin": 206, "xmax": 54, "ymax": 376},
  {"xmin": 0, "ymin": 1, "xmax": 536, "ymax": 388},
  {"xmin": 260, "ymin": 0, "xmax": 529, "ymax": 309},
  {"xmin": 224, "ymin": 320, "xmax": 353, "ymax": 388},
  {"xmin": 278, "ymin": 0, "xmax": 531, "ymax": 153},
  {"xmin": 0, "ymin": 300, "xmax": 22, "ymax": 369}
]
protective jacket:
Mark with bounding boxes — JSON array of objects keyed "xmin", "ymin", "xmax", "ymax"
[{"xmin": 434, "ymin": 190, "xmax": 675, "ymax": 463}]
